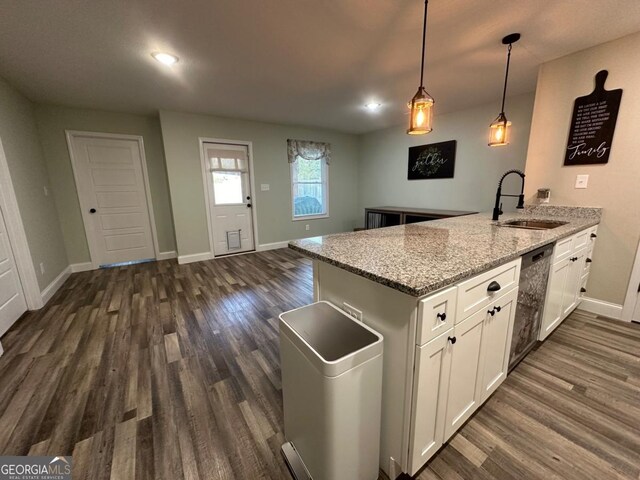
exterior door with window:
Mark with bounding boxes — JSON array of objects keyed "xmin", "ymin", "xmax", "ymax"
[{"xmin": 205, "ymin": 143, "xmax": 255, "ymax": 256}]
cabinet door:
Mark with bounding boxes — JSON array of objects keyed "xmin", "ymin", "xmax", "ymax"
[
  {"xmin": 479, "ymin": 288, "xmax": 518, "ymax": 402},
  {"xmin": 443, "ymin": 311, "xmax": 485, "ymax": 441},
  {"xmin": 408, "ymin": 330, "xmax": 453, "ymax": 475},
  {"xmin": 563, "ymin": 247, "xmax": 587, "ymax": 317},
  {"xmin": 539, "ymin": 258, "xmax": 570, "ymax": 341}
]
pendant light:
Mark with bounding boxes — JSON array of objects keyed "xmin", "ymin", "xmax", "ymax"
[
  {"xmin": 489, "ymin": 33, "xmax": 520, "ymax": 146},
  {"xmin": 407, "ymin": 0, "xmax": 434, "ymax": 135}
]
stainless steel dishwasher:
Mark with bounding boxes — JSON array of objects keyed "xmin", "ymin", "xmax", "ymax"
[{"xmin": 509, "ymin": 244, "xmax": 553, "ymax": 371}]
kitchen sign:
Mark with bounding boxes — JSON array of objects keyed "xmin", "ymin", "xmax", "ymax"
[
  {"xmin": 564, "ymin": 70, "xmax": 622, "ymax": 166},
  {"xmin": 408, "ymin": 140, "xmax": 456, "ymax": 180}
]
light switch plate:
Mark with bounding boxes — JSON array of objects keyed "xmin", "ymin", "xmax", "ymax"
[
  {"xmin": 575, "ymin": 174, "xmax": 589, "ymax": 189},
  {"xmin": 260, "ymin": 184, "xmax": 270, "ymax": 191}
]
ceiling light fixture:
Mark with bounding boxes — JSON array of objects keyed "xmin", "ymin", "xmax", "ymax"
[
  {"xmin": 365, "ymin": 102, "xmax": 382, "ymax": 111},
  {"xmin": 151, "ymin": 52, "xmax": 179, "ymax": 66},
  {"xmin": 488, "ymin": 33, "xmax": 520, "ymax": 146},
  {"xmin": 407, "ymin": 0, "xmax": 434, "ymax": 135}
]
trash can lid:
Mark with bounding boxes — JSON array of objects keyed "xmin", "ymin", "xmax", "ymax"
[{"xmin": 280, "ymin": 301, "xmax": 381, "ymax": 362}]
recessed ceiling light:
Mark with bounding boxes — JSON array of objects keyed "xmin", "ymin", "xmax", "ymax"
[
  {"xmin": 152, "ymin": 52, "xmax": 179, "ymax": 66},
  {"xmin": 365, "ymin": 102, "xmax": 381, "ymax": 111}
]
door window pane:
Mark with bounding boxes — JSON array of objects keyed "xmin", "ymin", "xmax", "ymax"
[{"xmin": 212, "ymin": 171, "xmax": 243, "ymax": 204}]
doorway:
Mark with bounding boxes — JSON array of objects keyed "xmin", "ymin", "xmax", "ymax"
[
  {"xmin": 623, "ymin": 238, "xmax": 640, "ymax": 322},
  {"xmin": 0, "ymin": 203, "xmax": 27, "ymax": 336},
  {"xmin": 201, "ymin": 141, "xmax": 256, "ymax": 256},
  {"xmin": 66, "ymin": 131, "xmax": 159, "ymax": 268}
]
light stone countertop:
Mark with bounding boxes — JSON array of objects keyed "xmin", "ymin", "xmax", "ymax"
[{"xmin": 289, "ymin": 206, "xmax": 601, "ymax": 297}]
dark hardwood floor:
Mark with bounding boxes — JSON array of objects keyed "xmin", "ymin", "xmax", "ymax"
[{"xmin": 0, "ymin": 248, "xmax": 638, "ymax": 480}]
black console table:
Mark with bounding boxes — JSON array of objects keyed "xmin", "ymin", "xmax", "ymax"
[{"xmin": 364, "ymin": 206, "xmax": 477, "ymax": 229}]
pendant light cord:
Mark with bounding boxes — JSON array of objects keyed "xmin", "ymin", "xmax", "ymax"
[
  {"xmin": 500, "ymin": 43, "xmax": 512, "ymax": 114},
  {"xmin": 419, "ymin": 0, "xmax": 428, "ymax": 87}
]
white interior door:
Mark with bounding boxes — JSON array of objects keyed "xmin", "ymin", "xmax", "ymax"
[
  {"xmin": 0, "ymin": 203, "xmax": 27, "ymax": 336},
  {"xmin": 204, "ymin": 143, "xmax": 255, "ymax": 256},
  {"xmin": 69, "ymin": 134, "xmax": 156, "ymax": 267}
]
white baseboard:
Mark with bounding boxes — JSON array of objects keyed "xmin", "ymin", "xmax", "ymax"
[
  {"xmin": 257, "ymin": 241, "xmax": 290, "ymax": 251},
  {"xmin": 579, "ymin": 296, "xmax": 623, "ymax": 320},
  {"xmin": 70, "ymin": 262, "xmax": 93, "ymax": 273},
  {"xmin": 178, "ymin": 252, "xmax": 213, "ymax": 265},
  {"xmin": 157, "ymin": 251, "xmax": 177, "ymax": 260},
  {"xmin": 40, "ymin": 266, "xmax": 72, "ymax": 306}
]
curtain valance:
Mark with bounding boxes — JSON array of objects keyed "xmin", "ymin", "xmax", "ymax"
[{"xmin": 287, "ymin": 139, "xmax": 331, "ymax": 165}]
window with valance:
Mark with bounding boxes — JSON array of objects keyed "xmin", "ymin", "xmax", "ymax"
[{"xmin": 288, "ymin": 139, "xmax": 330, "ymax": 220}]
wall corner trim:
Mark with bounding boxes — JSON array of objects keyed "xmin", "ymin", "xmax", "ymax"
[
  {"xmin": 40, "ymin": 265, "xmax": 71, "ymax": 307},
  {"xmin": 70, "ymin": 262, "xmax": 93, "ymax": 273},
  {"xmin": 257, "ymin": 241, "xmax": 290, "ymax": 251},
  {"xmin": 579, "ymin": 297, "xmax": 624, "ymax": 320},
  {"xmin": 177, "ymin": 252, "xmax": 214, "ymax": 265}
]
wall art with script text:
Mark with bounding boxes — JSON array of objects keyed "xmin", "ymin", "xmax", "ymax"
[
  {"xmin": 564, "ymin": 70, "xmax": 622, "ymax": 166},
  {"xmin": 408, "ymin": 140, "xmax": 456, "ymax": 180}
]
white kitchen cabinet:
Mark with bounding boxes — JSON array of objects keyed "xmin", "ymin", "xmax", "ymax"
[
  {"xmin": 407, "ymin": 330, "xmax": 452, "ymax": 475},
  {"xmin": 443, "ymin": 309, "xmax": 485, "ymax": 441},
  {"xmin": 540, "ymin": 227, "xmax": 595, "ymax": 341},
  {"xmin": 539, "ymin": 257, "xmax": 571, "ymax": 340},
  {"xmin": 478, "ymin": 287, "xmax": 518, "ymax": 402}
]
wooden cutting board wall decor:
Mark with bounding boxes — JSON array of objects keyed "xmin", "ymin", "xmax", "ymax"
[{"xmin": 564, "ymin": 70, "xmax": 623, "ymax": 166}]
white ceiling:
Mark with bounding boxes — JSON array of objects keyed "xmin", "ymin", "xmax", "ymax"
[{"xmin": 1, "ymin": 1, "xmax": 639, "ymax": 133}]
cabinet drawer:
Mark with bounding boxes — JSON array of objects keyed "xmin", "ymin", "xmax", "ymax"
[
  {"xmin": 417, "ymin": 286, "xmax": 457, "ymax": 345},
  {"xmin": 456, "ymin": 259, "xmax": 521, "ymax": 321},
  {"xmin": 572, "ymin": 228, "xmax": 590, "ymax": 252},
  {"xmin": 553, "ymin": 236, "xmax": 573, "ymax": 262}
]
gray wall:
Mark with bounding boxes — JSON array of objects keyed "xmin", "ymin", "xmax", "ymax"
[
  {"xmin": 159, "ymin": 110, "xmax": 360, "ymax": 257},
  {"xmin": 358, "ymin": 93, "xmax": 536, "ymax": 225},
  {"xmin": 0, "ymin": 77, "xmax": 68, "ymax": 290},
  {"xmin": 524, "ymin": 32, "xmax": 640, "ymax": 305},
  {"xmin": 34, "ymin": 105, "xmax": 177, "ymax": 264}
]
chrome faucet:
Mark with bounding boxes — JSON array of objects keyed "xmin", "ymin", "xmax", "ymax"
[{"xmin": 493, "ymin": 169, "xmax": 525, "ymax": 221}]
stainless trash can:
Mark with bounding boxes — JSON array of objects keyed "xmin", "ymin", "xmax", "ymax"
[{"xmin": 279, "ymin": 301, "xmax": 383, "ymax": 480}]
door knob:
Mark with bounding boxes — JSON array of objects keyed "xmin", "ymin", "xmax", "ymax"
[{"xmin": 89, "ymin": 208, "xmax": 97, "ymax": 214}]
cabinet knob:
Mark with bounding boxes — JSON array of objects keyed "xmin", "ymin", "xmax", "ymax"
[
  {"xmin": 89, "ymin": 208, "xmax": 97, "ymax": 214},
  {"xmin": 586, "ymin": 258, "xmax": 592, "ymax": 263},
  {"xmin": 580, "ymin": 287, "xmax": 587, "ymax": 293},
  {"xmin": 488, "ymin": 308, "xmax": 496, "ymax": 316},
  {"xmin": 590, "ymin": 233, "xmax": 597, "ymax": 239},
  {"xmin": 487, "ymin": 281, "xmax": 501, "ymax": 292},
  {"xmin": 448, "ymin": 336, "xmax": 457, "ymax": 344},
  {"xmin": 436, "ymin": 312, "xmax": 446, "ymax": 322},
  {"xmin": 495, "ymin": 305, "xmax": 501, "ymax": 313}
]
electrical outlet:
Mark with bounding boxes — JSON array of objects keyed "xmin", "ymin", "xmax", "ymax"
[
  {"xmin": 43, "ymin": 186, "xmax": 49, "ymax": 196},
  {"xmin": 39, "ymin": 262, "xmax": 45, "ymax": 275},
  {"xmin": 305, "ymin": 224, "xmax": 310, "ymax": 231},
  {"xmin": 575, "ymin": 174, "xmax": 589, "ymax": 189},
  {"xmin": 260, "ymin": 184, "xmax": 270, "ymax": 191},
  {"xmin": 343, "ymin": 302, "xmax": 363, "ymax": 321}
]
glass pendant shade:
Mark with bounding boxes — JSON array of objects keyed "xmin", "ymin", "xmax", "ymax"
[
  {"xmin": 407, "ymin": 87, "xmax": 434, "ymax": 135},
  {"xmin": 488, "ymin": 112, "xmax": 511, "ymax": 146}
]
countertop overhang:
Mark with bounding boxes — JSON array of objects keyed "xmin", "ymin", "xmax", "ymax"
[{"xmin": 289, "ymin": 206, "xmax": 601, "ymax": 297}]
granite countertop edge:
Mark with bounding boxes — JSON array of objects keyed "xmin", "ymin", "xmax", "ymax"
[{"xmin": 289, "ymin": 208, "xmax": 601, "ymax": 298}]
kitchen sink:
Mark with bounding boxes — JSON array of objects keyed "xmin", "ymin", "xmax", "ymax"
[{"xmin": 498, "ymin": 219, "xmax": 568, "ymax": 230}]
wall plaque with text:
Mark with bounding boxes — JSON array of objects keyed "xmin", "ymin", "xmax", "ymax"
[{"xmin": 564, "ymin": 70, "xmax": 622, "ymax": 166}]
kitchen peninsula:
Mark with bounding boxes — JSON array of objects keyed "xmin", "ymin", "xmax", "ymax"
[{"xmin": 289, "ymin": 205, "xmax": 601, "ymax": 478}]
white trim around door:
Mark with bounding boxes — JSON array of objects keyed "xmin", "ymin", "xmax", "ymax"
[
  {"xmin": 66, "ymin": 131, "xmax": 160, "ymax": 270},
  {"xmin": 622, "ymin": 238, "xmax": 640, "ymax": 322},
  {"xmin": 0, "ymin": 137, "xmax": 42, "ymax": 310},
  {"xmin": 198, "ymin": 137, "xmax": 259, "ymax": 258}
]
